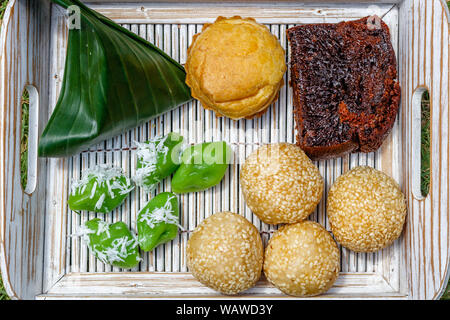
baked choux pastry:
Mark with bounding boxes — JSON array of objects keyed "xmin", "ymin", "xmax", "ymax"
[{"xmin": 185, "ymin": 16, "xmax": 286, "ymax": 119}]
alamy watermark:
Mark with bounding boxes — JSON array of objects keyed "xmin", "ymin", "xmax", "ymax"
[
  {"xmin": 133, "ymin": 123, "xmax": 287, "ymax": 170},
  {"xmin": 67, "ymin": 5, "xmax": 81, "ymax": 30}
]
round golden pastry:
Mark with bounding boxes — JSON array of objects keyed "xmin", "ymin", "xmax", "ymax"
[
  {"xmin": 264, "ymin": 220, "xmax": 340, "ymax": 297},
  {"xmin": 186, "ymin": 211, "xmax": 264, "ymax": 295},
  {"xmin": 185, "ymin": 16, "xmax": 286, "ymax": 120},
  {"xmin": 240, "ymin": 143, "xmax": 323, "ymax": 224},
  {"xmin": 327, "ymin": 166, "xmax": 407, "ymax": 252}
]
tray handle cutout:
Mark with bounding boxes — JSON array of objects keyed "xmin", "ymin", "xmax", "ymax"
[
  {"xmin": 21, "ymin": 85, "xmax": 39, "ymax": 195},
  {"xmin": 410, "ymin": 86, "xmax": 429, "ymax": 201}
]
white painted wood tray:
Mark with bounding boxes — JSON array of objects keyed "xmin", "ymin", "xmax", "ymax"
[{"xmin": 1, "ymin": 0, "xmax": 449, "ymax": 300}]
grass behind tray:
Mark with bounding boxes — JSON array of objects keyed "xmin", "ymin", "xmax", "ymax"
[{"xmin": 0, "ymin": 0, "xmax": 448, "ymax": 302}]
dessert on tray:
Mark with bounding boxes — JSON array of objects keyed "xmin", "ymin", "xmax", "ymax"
[
  {"xmin": 137, "ymin": 192, "xmax": 181, "ymax": 252},
  {"xmin": 240, "ymin": 143, "xmax": 323, "ymax": 224},
  {"xmin": 263, "ymin": 220, "xmax": 340, "ymax": 297},
  {"xmin": 186, "ymin": 211, "xmax": 264, "ymax": 295},
  {"xmin": 133, "ymin": 133, "xmax": 184, "ymax": 193},
  {"xmin": 68, "ymin": 165, "xmax": 134, "ymax": 214},
  {"xmin": 171, "ymin": 141, "xmax": 232, "ymax": 194},
  {"xmin": 287, "ymin": 16, "xmax": 401, "ymax": 160},
  {"xmin": 80, "ymin": 219, "xmax": 141, "ymax": 269},
  {"xmin": 185, "ymin": 16, "xmax": 287, "ymax": 120},
  {"xmin": 38, "ymin": 0, "xmax": 192, "ymax": 157},
  {"xmin": 327, "ymin": 166, "xmax": 407, "ymax": 252}
]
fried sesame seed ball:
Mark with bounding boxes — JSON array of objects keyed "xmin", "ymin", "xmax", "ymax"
[
  {"xmin": 240, "ymin": 143, "xmax": 323, "ymax": 224},
  {"xmin": 263, "ymin": 220, "xmax": 340, "ymax": 297},
  {"xmin": 327, "ymin": 166, "xmax": 407, "ymax": 253},
  {"xmin": 186, "ymin": 211, "xmax": 264, "ymax": 295}
]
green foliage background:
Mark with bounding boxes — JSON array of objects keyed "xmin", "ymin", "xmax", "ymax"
[{"xmin": 0, "ymin": 0, "xmax": 448, "ymax": 301}]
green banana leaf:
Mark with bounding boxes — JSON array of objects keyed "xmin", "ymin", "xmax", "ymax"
[{"xmin": 39, "ymin": 0, "xmax": 192, "ymax": 157}]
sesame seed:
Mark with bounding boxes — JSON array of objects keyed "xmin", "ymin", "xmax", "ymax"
[
  {"xmin": 186, "ymin": 212, "xmax": 264, "ymax": 295},
  {"xmin": 240, "ymin": 143, "xmax": 324, "ymax": 224},
  {"xmin": 263, "ymin": 220, "xmax": 340, "ymax": 297},
  {"xmin": 327, "ymin": 166, "xmax": 407, "ymax": 252}
]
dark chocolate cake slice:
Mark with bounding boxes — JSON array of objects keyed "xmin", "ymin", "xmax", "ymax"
[{"xmin": 287, "ymin": 16, "xmax": 401, "ymax": 160}]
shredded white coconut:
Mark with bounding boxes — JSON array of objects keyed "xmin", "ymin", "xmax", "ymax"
[
  {"xmin": 106, "ymin": 180, "xmax": 115, "ymax": 199},
  {"xmin": 70, "ymin": 164, "xmax": 134, "ymax": 211},
  {"xmin": 139, "ymin": 195, "xmax": 183, "ymax": 230},
  {"xmin": 69, "ymin": 224, "xmax": 95, "ymax": 244},
  {"xmin": 89, "ymin": 181, "xmax": 98, "ymax": 199},
  {"xmin": 132, "ymin": 135, "xmax": 181, "ymax": 191},
  {"xmin": 95, "ymin": 220, "xmax": 110, "ymax": 238},
  {"xmin": 75, "ymin": 220, "xmax": 140, "ymax": 266},
  {"xmin": 95, "ymin": 194, "xmax": 106, "ymax": 210},
  {"xmin": 95, "ymin": 235, "xmax": 141, "ymax": 265},
  {"xmin": 93, "ymin": 244, "xmax": 108, "ymax": 263}
]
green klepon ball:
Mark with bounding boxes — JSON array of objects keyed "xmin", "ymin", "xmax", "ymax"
[
  {"xmin": 137, "ymin": 192, "xmax": 180, "ymax": 252},
  {"xmin": 133, "ymin": 132, "xmax": 184, "ymax": 192},
  {"xmin": 171, "ymin": 141, "xmax": 232, "ymax": 194},
  {"xmin": 81, "ymin": 218, "xmax": 141, "ymax": 269},
  {"xmin": 69, "ymin": 165, "xmax": 134, "ymax": 213}
]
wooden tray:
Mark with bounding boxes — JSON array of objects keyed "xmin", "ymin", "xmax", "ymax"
[{"xmin": 1, "ymin": 0, "xmax": 449, "ymax": 300}]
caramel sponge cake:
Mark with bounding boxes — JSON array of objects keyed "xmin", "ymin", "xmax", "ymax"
[{"xmin": 287, "ymin": 16, "xmax": 401, "ymax": 160}]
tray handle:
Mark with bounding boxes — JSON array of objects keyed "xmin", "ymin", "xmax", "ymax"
[
  {"xmin": 402, "ymin": 0, "xmax": 450, "ymax": 299},
  {"xmin": 21, "ymin": 84, "xmax": 40, "ymax": 195},
  {"xmin": 0, "ymin": 0, "xmax": 51, "ymax": 299}
]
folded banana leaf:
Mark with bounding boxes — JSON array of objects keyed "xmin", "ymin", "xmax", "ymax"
[{"xmin": 39, "ymin": 0, "xmax": 192, "ymax": 157}]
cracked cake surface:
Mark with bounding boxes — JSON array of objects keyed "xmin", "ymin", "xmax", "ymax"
[{"xmin": 287, "ymin": 16, "xmax": 401, "ymax": 160}]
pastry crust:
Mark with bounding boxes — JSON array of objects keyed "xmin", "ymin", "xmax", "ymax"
[{"xmin": 185, "ymin": 16, "xmax": 286, "ymax": 119}]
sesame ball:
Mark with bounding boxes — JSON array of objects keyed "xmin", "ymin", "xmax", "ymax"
[
  {"xmin": 240, "ymin": 143, "xmax": 323, "ymax": 224},
  {"xmin": 187, "ymin": 211, "xmax": 264, "ymax": 295},
  {"xmin": 263, "ymin": 220, "xmax": 340, "ymax": 297},
  {"xmin": 327, "ymin": 166, "xmax": 407, "ymax": 252}
]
